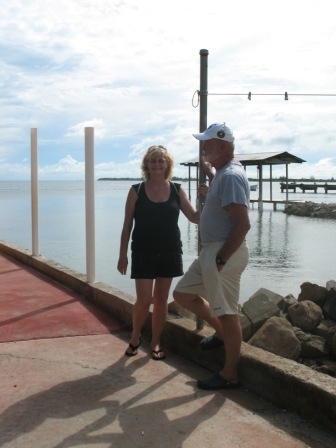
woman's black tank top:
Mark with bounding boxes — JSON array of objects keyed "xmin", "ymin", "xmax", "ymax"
[{"xmin": 131, "ymin": 182, "xmax": 182, "ymax": 253}]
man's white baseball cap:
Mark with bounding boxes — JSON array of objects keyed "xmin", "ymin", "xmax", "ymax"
[{"xmin": 193, "ymin": 122, "xmax": 235, "ymax": 142}]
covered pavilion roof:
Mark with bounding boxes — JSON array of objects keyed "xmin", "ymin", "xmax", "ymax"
[
  {"xmin": 180, "ymin": 151, "xmax": 306, "ymax": 206},
  {"xmin": 180, "ymin": 151, "xmax": 306, "ymax": 167}
]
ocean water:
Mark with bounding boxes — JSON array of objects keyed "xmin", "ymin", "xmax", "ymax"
[{"xmin": 1, "ymin": 179, "xmax": 336, "ymax": 304}]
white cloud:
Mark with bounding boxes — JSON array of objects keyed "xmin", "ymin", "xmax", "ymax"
[
  {"xmin": 39, "ymin": 155, "xmax": 84, "ymax": 175},
  {"xmin": 65, "ymin": 119, "xmax": 107, "ymax": 138},
  {"xmin": 1, "ymin": 0, "xmax": 336, "ymax": 180}
]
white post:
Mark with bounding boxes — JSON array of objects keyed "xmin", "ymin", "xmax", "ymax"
[
  {"xmin": 85, "ymin": 127, "xmax": 95, "ymax": 283},
  {"xmin": 31, "ymin": 128, "xmax": 39, "ymax": 256}
]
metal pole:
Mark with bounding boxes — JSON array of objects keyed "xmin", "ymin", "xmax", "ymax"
[
  {"xmin": 31, "ymin": 128, "xmax": 39, "ymax": 256},
  {"xmin": 196, "ymin": 49, "xmax": 209, "ymax": 330},
  {"xmin": 198, "ymin": 48, "xmax": 209, "ymax": 213},
  {"xmin": 258, "ymin": 164, "xmax": 263, "ymax": 210},
  {"xmin": 199, "ymin": 49, "xmax": 208, "ymax": 187},
  {"xmin": 286, "ymin": 164, "xmax": 289, "ymax": 202},
  {"xmin": 85, "ymin": 127, "xmax": 96, "ymax": 283}
]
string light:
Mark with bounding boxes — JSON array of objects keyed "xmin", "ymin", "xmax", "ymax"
[
  {"xmin": 207, "ymin": 92, "xmax": 336, "ymax": 100},
  {"xmin": 192, "ymin": 90, "xmax": 336, "ymax": 107},
  {"xmin": 193, "ymin": 90, "xmax": 336, "ymax": 106}
]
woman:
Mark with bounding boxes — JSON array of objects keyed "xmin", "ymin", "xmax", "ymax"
[{"xmin": 117, "ymin": 145, "xmax": 199, "ymax": 360}]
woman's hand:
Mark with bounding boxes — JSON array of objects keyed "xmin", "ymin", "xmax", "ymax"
[{"xmin": 117, "ymin": 256, "xmax": 128, "ymax": 275}]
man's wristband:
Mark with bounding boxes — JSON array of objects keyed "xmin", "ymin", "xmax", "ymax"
[{"xmin": 216, "ymin": 256, "xmax": 226, "ymax": 265}]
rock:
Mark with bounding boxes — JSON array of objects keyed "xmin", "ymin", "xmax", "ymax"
[
  {"xmin": 326, "ymin": 280, "xmax": 336, "ymax": 290},
  {"xmin": 312, "ymin": 319, "xmax": 336, "ymax": 339},
  {"xmin": 238, "ymin": 311, "xmax": 254, "ymax": 341},
  {"xmin": 294, "ymin": 328, "xmax": 330, "ymax": 358},
  {"xmin": 287, "ymin": 300, "xmax": 323, "ymax": 331},
  {"xmin": 298, "ymin": 282, "xmax": 328, "ymax": 308},
  {"xmin": 314, "ymin": 359, "xmax": 336, "ymax": 377},
  {"xmin": 298, "ymin": 357, "xmax": 318, "ymax": 368},
  {"xmin": 279, "ymin": 294, "xmax": 297, "ymax": 313},
  {"xmin": 243, "ymin": 280, "xmax": 336, "ymax": 378},
  {"xmin": 327, "ymin": 327, "xmax": 336, "ymax": 357},
  {"xmin": 323, "ymin": 287, "xmax": 336, "ymax": 320},
  {"xmin": 248, "ymin": 316, "xmax": 301, "ymax": 360},
  {"xmin": 242, "ymin": 288, "xmax": 284, "ymax": 333},
  {"xmin": 301, "ymin": 335, "xmax": 330, "ymax": 359},
  {"xmin": 284, "ymin": 201, "xmax": 336, "ymax": 219}
]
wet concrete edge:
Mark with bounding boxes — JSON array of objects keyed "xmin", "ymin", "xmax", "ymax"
[{"xmin": 1, "ymin": 240, "xmax": 335, "ymax": 435}]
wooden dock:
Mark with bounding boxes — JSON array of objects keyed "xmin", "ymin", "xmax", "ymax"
[
  {"xmin": 249, "ymin": 182, "xmax": 336, "ymax": 210},
  {"xmin": 299, "ymin": 183, "xmax": 318, "ymax": 193},
  {"xmin": 279, "ymin": 182, "xmax": 336, "ymax": 193},
  {"xmin": 279, "ymin": 182, "xmax": 298, "ymax": 192},
  {"xmin": 323, "ymin": 184, "xmax": 336, "ymax": 193},
  {"xmin": 250, "ymin": 199, "xmax": 291, "ymax": 210}
]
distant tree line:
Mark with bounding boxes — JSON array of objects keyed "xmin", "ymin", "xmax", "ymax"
[
  {"xmin": 98, "ymin": 176, "xmax": 336, "ymax": 182},
  {"xmin": 98, "ymin": 177, "xmax": 195, "ymax": 181}
]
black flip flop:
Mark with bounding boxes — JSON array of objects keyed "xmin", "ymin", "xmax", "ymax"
[
  {"xmin": 125, "ymin": 337, "xmax": 142, "ymax": 357},
  {"xmin": 151, "ymin": 349, "xmax": 166, "ymax": 361}
]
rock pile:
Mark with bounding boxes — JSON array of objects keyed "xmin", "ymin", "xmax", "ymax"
[
  {"xmin": 243, "ymin": 282, "xmax": 336, "ymax": 378},
  {"xmin": 284, "ymin": 201, "xmax": 336, "ymax": 219}
]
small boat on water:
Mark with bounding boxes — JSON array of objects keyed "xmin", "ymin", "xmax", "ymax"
[{"xmin": 250, "ymin": 184, "xmax": 258, "ymax": 191}]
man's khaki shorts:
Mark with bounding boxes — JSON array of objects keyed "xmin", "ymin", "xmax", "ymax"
[{"xmin": 174, "ymin": 241, "xmax": 249, "ymax": 317}]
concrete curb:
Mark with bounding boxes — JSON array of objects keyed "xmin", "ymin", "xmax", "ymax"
[{"xmin": 1, "ymin": 241, "xmax": 335, "ymax": 435}]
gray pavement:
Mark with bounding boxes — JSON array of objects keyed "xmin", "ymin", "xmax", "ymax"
[
  {"xmin": 1, "ymin": 334, "xmax": 335, "ymax": 448},
  {"xmin": 0, "ymin": 249, "xmax": 335, "ymax": 447}
]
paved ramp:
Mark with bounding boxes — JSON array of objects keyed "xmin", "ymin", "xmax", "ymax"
[{"xmin": 0, "ymin": 254, "xmax": 124, "ymax": 342}]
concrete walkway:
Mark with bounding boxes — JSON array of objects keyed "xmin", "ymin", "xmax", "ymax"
[{"xmin": 0, "ymin": 252, "xmax": 335, "ymax": 447}]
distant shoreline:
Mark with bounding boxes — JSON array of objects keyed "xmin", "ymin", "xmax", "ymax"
[
  {"xmin": 98, "ymin": 177, "xmax": 336, "ymax": 182},
  {"xmin": 98, "ymin": 177, "xmax": 191, "ymax": 181}
]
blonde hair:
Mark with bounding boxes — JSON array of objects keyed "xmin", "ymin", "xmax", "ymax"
[{"xmin": 141, "ymin": 145, "xmax": 174, "ymax": 181}]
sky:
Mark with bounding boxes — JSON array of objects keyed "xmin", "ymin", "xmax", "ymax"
[{"xmin": 1, "ymin": 0, "xmax": 336, "ymax": 181}]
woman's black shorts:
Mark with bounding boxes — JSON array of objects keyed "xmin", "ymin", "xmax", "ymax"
[{"xmin": 131, "ymin": 250, "xmax": 183, "ymax": 279}]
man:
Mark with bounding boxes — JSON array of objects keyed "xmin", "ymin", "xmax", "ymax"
[{"xmin": 173, "ymin": 122, "xmax": 250, "ymax": 390}]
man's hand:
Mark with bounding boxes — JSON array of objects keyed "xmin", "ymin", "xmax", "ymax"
[
  {"xmin": 201, "ymin": 156, "xmax": 214, "ymax": 181},
  {"xmin": 198, "ymin": 183, "xmax": 209, "ymax": 197}
]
